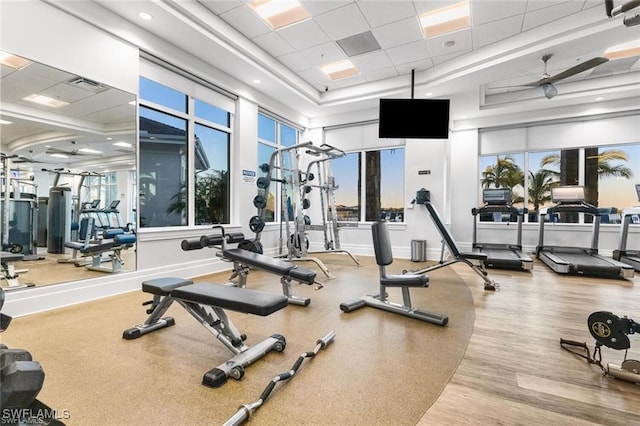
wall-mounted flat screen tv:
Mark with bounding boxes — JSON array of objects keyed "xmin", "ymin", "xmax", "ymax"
[{"xmin": 378, "ymin": 98, "xmax": 450, "ymax": 139}]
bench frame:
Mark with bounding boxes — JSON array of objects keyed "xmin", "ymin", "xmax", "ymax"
[{"xmin": 123, "ymin": 277, "xmax": 287, "ymax": 388}]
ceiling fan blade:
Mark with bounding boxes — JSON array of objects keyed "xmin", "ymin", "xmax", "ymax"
[{"xmin": 541, "ymin": 57, "xmax": 609, "ymax": 85}]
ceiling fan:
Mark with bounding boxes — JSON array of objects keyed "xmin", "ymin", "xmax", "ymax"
[
  {"xmin": 520, "ymin": 54, "xmax": 610, "ymax": 99},
  {"xmin": 45, "ymin": 141, "xmax": 94, "ymax": 157}
]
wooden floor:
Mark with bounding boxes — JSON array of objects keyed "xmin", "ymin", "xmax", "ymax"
[{"xmin": 420, "ymin": 259, "xmax": 640, "ymax": 425}]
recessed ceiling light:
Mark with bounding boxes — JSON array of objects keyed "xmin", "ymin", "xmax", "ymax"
[
  {"xmin": 253, "ymin": 79, "xmax": 261, "ymax": 84},
  {"xmin": 425, "ymin": 92, "xmax": 433, "ymax": 96},
  {"xmin": 320, "ymin": 60, "xmax": 359, "ymax": 80},
  {"xmin": 113, "ymin": 141, "xmax": 132, "ymax": 148},
  {"xmin": 595, "ymin": 96, "xmax": 605, "ymax": 101},
  {"xmin": 23, "ymin": 94, "xmax": 69, "ymax": 108},
  {"xmin": 0, "ymin": 119, "xmax": 13, "ymax": 125},
  {"xmin": 106, "ymin": 137, "xmax": 113, "ymax": 141},
  {"xmin": 139, "ymin": 12, "xmax": 152, "ymax": 20},
  {"xmin": 79, "ymin": 148, "xmax": 103, "ymax": 154},
  {"xmin": 0, "ymin": 51, "xmax": 32, "ymax": 69},
  {"xmin": 128, "ymin": 100, "xmax": 136, "ymax": 105},
  {"xmin": 419, "ymin": 0, "xmax": 470, "ymax": 39},
  {"xmin": 49, "ymin": 153, "xmax": 69, "ymax": 159},
  {"xmin": 249, "ymin": 0, "xmax": 310, "ymax": 30}
]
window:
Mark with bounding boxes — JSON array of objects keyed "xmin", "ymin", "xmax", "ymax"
[
  {"xmin": 333, "ymin": 147, "xmax": 405, "ymax": 223},
  {"xmin": 138, "ymin": 75, "xmax": 233, "ymax": 228},
  {"xmin": 479, "ymin": 143, "xmax": 639, "ymax": 224},
  {"xmin": 256, "ymin": 112, "xmax": 300, "ymax": 223}
]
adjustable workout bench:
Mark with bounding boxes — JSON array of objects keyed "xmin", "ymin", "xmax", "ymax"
[
  {"xmin": 123, "ymin": 277, "xmax": 288, "ymax": 388},
  {"xmin": 183, "ymin": 226, "xmax": 320, "ymax": 306},
  {"xmin": 60, "ymin": 217, "xmax": 136, "ymax": 273},
  {"xmin": 1, "ymin": 251, "xmax": 33, "ymax": 290}
]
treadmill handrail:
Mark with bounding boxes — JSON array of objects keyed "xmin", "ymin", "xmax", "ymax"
[
  {"xmin": 472, "ymin": 205, "xmax": 527, "ymax": 215},
  {"xmin": 547, "ymin": 201, "xmax": 599, "ymax": 215}
]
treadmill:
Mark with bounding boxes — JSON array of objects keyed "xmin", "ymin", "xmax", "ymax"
[
  {"xmin": 613, "ymin": 184, "xmax": 640, "ymax": 271},
  {"xmin": 536, "ymin": 186, "xmax": 634, "ymax": 279},
  {"xmin": 472, "ymin": 188, "xmax": 533, "ymax": 270}
]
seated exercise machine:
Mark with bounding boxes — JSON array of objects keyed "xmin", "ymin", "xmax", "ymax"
[
  {"xmin": 123, "ymin": 277, "xmax": 288, "ymax": 388},
  {"xmin": 613, "ymin": 184, "xmax": 640, "ymax": 271},
  {"xmin": 182, "ymin": 226, "xmax": 320, "ymax": 306},
  {"xmin": 1, "ymin": 251, "xmax": 34, "ymax": 290},
  {"xmin": 561, "ymin": 311, "xmax": 640, "ymax": 385},
  {"xmin": 536, "ymin": 186, "xmax": 634, "ymax": 278},
  {"xmin": 413, "ymin": 188, "xmax": 498, "ymax": 291},
  {"xmin": 1, "ymin": 288, "xmax": 65, "ymax": 425},
  {"xmin": 58, "ymin": 217, "xmax": 137, "ymax": 273},
  {"xmin": 472, "ymin": 188, "xmax": 533, "ymax": 271},
  {"xmin": 340, "ymin": 221, "xmax": 448, "ymax": 326}
]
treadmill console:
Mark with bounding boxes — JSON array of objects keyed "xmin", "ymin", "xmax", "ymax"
[
  {"xmin": 483, "ymin": 188, "xmax": 511, "ymax": 205},
  {"xmin": 552, "ymin": 186, "xmax": 585, "ymax": 203}
]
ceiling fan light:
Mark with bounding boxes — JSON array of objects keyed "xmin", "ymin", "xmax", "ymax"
[{"xmin": 541, "ymin": 84, "xmax": 558, "ymax": 99}]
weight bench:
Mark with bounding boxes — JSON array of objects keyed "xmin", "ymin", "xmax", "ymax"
[
  {"xmin": 340, "ymin": 221, "xmax": 448, "ymax": 325},
  {"xmin": 183, "ymin": 227, "xmax": 320, "ymax": 306},
  {"xmin": 123, "ymin": 277, "xmax": 288, "ymax": 388},
  {"xmin": 1, "ymin": 251, "xmax": 33, "ymax": 290}
]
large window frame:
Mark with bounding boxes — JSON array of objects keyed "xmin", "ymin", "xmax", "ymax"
[{"xmin": 138, "ymin": 70, "xmax": 234, "ymax": 229}]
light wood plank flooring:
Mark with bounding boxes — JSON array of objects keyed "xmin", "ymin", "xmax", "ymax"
[{"xmin": 419, "ymin": 259, "xmax": 640, "ymax": 425}]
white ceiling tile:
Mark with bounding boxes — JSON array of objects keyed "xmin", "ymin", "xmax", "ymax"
[
  {"xmin": 371, "ymin": 16, "xmax": 424, "ymax": 49},
  {"xmin": 470, "ymin": 0, "xmax": 527, "ymax": 26},
  {"xmin": 277, "ymin": 19, "xmax": 330, "ymax": 50},
  {"xmin": 197, "ymin": 0, "xmax": 244, "ymax": 15},
  {"xmin": 631, "ymin": 59, "xmax": 640, "ymax": 70},
  {"xmin": 472, "ymin": 15, "xmax": 523, "ymax": 49},
  {"xmin": 252, "ymin": 32, "xmax": 296, "ymax": 57},
  {"xmin": 300, "ymin": 42, "xmax": 347, "ymax": 67},
  {"xmin": 333, "ymin": 73, "xmax": 368, "ymax": 88},
  {"xmin": 386, "ymin": 40, "xmax": 431, "ymax": 66},
  {"xmin": 277, "ymin": 51, "xmax": 314, "ymax": 72},
  {"xmin": 219, "ymin": 4, "xmax": 271, "ymax": 38},
  {"xmin": 394, "ymin": 58, "xmax": 434, "ymax": 75},
  {"xmin": 526, "ymin": 0, "xmax": 572, "ymax": 12},
  {"xmin": 297, "ymin": 67, "xmax": 331, "ymax": 84},
  {"xmin": 350, "ymin": 50, "xmax": 395, "ymax": 72},
  {"xmin": 313, "ymin": 3, "xmax": 370, "ymax": 40},
  {"xmin": 523, "ymin": 1, "xmax": 584, "ymax": 30},
  {"xmin": 300, "ymin": 0, "xmax": 354, "ymax": 16},
  {"xmin": 431, "ymin": 48, "xmax": 472, "ymax": 65},
  {"xmin": 362, "ymin": 66, "xmax": 400, "ymax": 82},
  {"xmin": 357, "ymin": 0, "xmax": 418, "ymax": 28},
  {"xmin": 427, "ymin": 28, "xmax": 472, "ymax": 57}
]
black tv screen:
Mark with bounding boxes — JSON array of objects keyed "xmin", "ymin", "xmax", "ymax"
[{"xmin": 378, "ymin": 98, "xmax": 450, "ymax": 139}]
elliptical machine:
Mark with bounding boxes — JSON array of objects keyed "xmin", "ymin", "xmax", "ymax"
[
  {"xmin": 561, "ymin": 311, "xmax": 640, "ymax": 385},
  {"xmin": 0, "ymin": 288, "xmax": 65, "ymax": 424}
]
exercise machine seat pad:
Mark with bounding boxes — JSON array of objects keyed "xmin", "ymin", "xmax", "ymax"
[
  {"xmin": 223, "ymin": 248, "xmax": 317, "ymax": 284},
  {"xmin": 142, "ymin": 277, "xmax": 194, "ymax": 295},
  {"xmin": 171, "ymin": 283, "xmax": 288, "ymax": 316},
  {"xmin": 381, "ymin": 274, "xmax": 429, "ymax": 288}
]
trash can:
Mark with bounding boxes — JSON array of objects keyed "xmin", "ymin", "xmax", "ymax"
[{"xmin": 411, "ymin": 240, "xmax": 426, "ymax": 262}]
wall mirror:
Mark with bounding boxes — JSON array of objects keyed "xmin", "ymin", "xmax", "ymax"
[{"xmin": 1, "ymin": 51, "xmax": 137, "ymax": 289}]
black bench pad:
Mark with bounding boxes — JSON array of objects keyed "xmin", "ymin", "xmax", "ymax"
[
  {"xmin": 223, "ymin": 248, "xmax": 317, "ymax": 283},
  {"xmin": 460, "ymin": 251, "xmax": 488, "ymax": 261},
  {"xmin": 381, "ymin": 274, "xmax": 429, "ymax": 288},
  {"xmin": 171, "ymin": 283, "xmax": 288, "ymax": 316},
  {"xmin": 142, "ymin": 277, "xmax": 194, "ymax": 295},
  {"xmin": 288, "ymin": 266, "xmax": 317, "ymax": 284},
  {"xmin": 1, "ymin": 251, "xmax": 24, "ymax": 263}
]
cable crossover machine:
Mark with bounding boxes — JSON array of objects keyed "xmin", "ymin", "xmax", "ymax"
[{"xmin": 248, "ymin": 141, "xmax": 359, "ymax": 279}]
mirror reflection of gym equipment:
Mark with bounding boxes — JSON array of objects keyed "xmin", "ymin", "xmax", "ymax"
[{"xmin": 0, "ymin": 51, "xmax": 137, "ymax": 289}]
